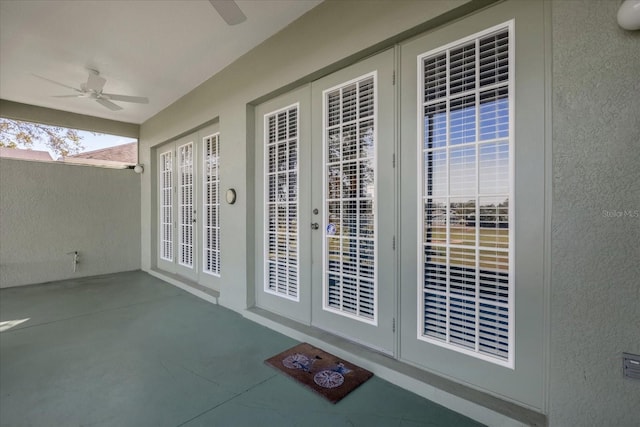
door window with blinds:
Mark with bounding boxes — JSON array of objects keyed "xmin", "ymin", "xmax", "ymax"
[
  {"xmin": 323, "ymin": 74, "xmax": 377, "ymax": 323},
  {"xmin": 159, "ymin": 150, "xmax": 174, "ymax": 262},
  {"xmin": 418, "ymin": 23, "xmax": 513, "ymax": 366},
  {"xmin": 264, "ymin": 105, "xmax": 299, "ymax": 300},
  {"xmin": 203, "ymin": 133, "xmax": 220, "ymax": 276},
  {"xmin": 178, "ymin": 142, "xmax": 195, "ymax": 268}
]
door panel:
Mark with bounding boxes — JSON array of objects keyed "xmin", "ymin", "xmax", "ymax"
[
  {"xmin": 201, "ymin": 131, "xmax": 220, "ymax": 278},
  {"xmin": 156, "ymin": 133, "xmax": 198, "ymax": 282},
  {"xmin": 177, "ymin": 141, "xmax": 195, "ymax": 273},
  {"xmin": 197, "ymin": 123, "xmax": 221, "ymax": 287},
  {"xmin": 255, "ymin": 85, "xmax": 312, "ymax": 324},
  {"xmin": 311, "ymin": 49, "xmax": 396, "ymax": 355},
  {"xmin": 157, "ymin": 147, "xmax": 175, "ymax": 274}
]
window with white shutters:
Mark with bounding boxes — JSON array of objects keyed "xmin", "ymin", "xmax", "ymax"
[
  {"xmin": 264, "ymin": 105, "xmax": 299, "ymax": 300},
  {"xmin": 418, "ymin": 24, "xmax": 513, "ymax": 365},
  {"xmin": 203, "ymin": 133, "xmax": 220, "ymax": 276},
  {"xmin": 178, "ymin": 142, "xmax": 194, "ymax": 268},
  {"xmin": 159, "ymin": 150, "xmax": 173, "ymax": 261},
  {"xmin": 324, "ymin": 73, "xmax": 377, "ymax": 324}
]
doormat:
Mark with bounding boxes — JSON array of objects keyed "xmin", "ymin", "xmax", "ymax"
[{"xmin": 265, "ymin": 342, "xmax": 373, "ymax": 404}]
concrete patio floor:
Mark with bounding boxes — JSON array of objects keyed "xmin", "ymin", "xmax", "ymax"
[{"xmin": 0, "ymin": 271, "xmax": 484, "ymax": 427}]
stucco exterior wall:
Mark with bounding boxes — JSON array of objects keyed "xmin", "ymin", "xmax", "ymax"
[
  {"xmin": 0, "ymin": 159, "xmax": 141, "ymax": 287},
  {"xmin": 134, "ymin": 0, "xmax": 640, "ymax": 424},
  {"xmin": 550, "ymin": 1, "xmax": 640, "ymax": 426}
]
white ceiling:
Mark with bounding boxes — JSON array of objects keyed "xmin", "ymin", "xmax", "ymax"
[{"xmin": 0, "ymin": 0, "xmax": 322, "ymax": 124}]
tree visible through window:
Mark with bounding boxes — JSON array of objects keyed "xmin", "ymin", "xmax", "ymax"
[
  {"xmin": 324, "ymin": 74, "xmax": 377, "ymax": 323},
  {"xmin": 0, "ymin": 118, "xmax": 84, "ymax": 157},
  {"xmin": 0, "ymin": 118, "xmax": 137, "ymax": 166}
]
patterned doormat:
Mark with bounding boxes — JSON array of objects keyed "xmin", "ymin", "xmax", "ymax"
[{"xmin": 265, "ymin": 342, "xmax": 373, "ymax": 404}]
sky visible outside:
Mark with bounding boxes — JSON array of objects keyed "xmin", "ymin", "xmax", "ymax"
[{"xmin": 423, "ymin": 98, "xmax": 510, "ymax": 205}]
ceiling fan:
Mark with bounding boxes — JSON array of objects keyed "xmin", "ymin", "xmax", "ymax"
[
  {"xmin": 34, "ymin": 69, "xmax": 149, "ymax": 111},
  {"xmin": 209, "ymin": 0, "xmax": 247, "ymax": 25}
]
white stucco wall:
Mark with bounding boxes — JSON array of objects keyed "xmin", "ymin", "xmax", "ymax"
[
  {"xmin": 550, "ymin": 1, "xmax": 640, "ymax": 426},
  {"xmin": 0, "ymin": 159, "xmax": 141, "ymax": 287}
]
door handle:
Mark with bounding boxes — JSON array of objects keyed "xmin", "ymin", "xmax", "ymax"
[{"xmin": 311, "ymin": 223, "xmax": 319, "ymax": 230}]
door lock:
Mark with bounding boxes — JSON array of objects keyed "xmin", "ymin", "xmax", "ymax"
[{"xmin": 311, "ymin": 223, "xmax": 319, "ymax": 230}]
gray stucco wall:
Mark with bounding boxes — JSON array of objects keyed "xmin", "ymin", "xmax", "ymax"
[
  {"xmin": 0, "ymin": 159, "xmax": 141, "ymax": 287},
  {"xmin": 135, "ymin": 0, "xmax": 640, "ymax": 424},
  {"xmin": 550, "ymin": 1, "xmax": 640, "ymax": 426}
]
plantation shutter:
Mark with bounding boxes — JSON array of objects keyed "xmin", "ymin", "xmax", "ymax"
[
  {"xmin": 178, "ymin": 142, "xmax": 194, "ymax": 268},
  {"xmin": 324, "ymin": 74, "xmax": 377, "ymax": 323},
  {"xmin": 203, "ymin": 133, "xmax": 220, "ymax": 276},
  {"xmin": 159, "ymin": 150, "xmax": 173, "ymax": 261},
  {"xmin": 264, "ymin": 105, "xmax": 300, "ymax": 300},
  {"xmin": 419, "ymin": 25, "xmax": 513, "ymax": 364}
]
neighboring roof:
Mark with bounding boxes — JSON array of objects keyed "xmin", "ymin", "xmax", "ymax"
[
  {"xmin": 0, "ymin": 143, "xmax": 138, "ymax": 168},
  {"xmin": 0, "ymin": 147, "xmax": 53, "ymax": 161},
  {"xmin": 66, "ymin": 142, "xmax": 137, "ymax": 164}
]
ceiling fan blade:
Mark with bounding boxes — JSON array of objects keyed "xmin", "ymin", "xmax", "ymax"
[
  {"xmin": 86, "ymin": 71, "xmax": 106, "ymax": 92},
  {"xmin": 102, "ymin": 93, "xmax": 149, "ymax": 104},
  {"xmin": 33, "ymin": 74, "xmax": 82, "ymax": 93},
  {"xmin": 96, "ymin": 98, "xmax": 123, "ymax": 111},
  {"xmin": 209, "ymin": 0, "xmax": 246, "ymax": 25},
  {"xmin": 52, "ymin": 95, "xmax": 83, "ymax": 98}
]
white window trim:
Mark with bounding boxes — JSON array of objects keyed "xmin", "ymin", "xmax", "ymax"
[
  {"xmin": 415, "ymin": 21, "xmax": 515, "ymax": 368},
  {"xmin": 321, "ymin": 71, "xmax": 379, "ymax": 326}
]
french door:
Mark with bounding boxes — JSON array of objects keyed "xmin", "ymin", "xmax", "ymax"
[
  {"xmin": 157, "ymin": 134, "xmax": 198, "ymax": 280},
  {"xmin": 255, "ymin": 86, "xmax": 312, "ymax": 324},
  {"xmin": 310, "ymin": 49, "xmax": 396, "ymax": 355},
  {"xmin": 251, "ymin": 0, "xmax": 546, "ymax": 407},
  {"xmin": 157, "ymin": 124, "xmax": 220, "ymax": 286},
  {"xmin": 256, "ymin": 49, "xmax": 396, "ymax": 355}
]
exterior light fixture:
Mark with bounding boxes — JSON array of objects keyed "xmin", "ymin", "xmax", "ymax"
[
  {"xmin": 226, "ymin": 188, "xmax": 237, "ymax": 204},
  {"xmin": 133, "ymin": 164, "xmax": 144, "ymax": 174},
  {"xmin": 618, "ymin": 0, "xmax": 640, "ymax": 30}
]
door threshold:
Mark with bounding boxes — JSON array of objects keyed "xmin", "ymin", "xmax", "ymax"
[{"xmin": 149, "ymin": 268, "xmax": 219, "ymax": 304}]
